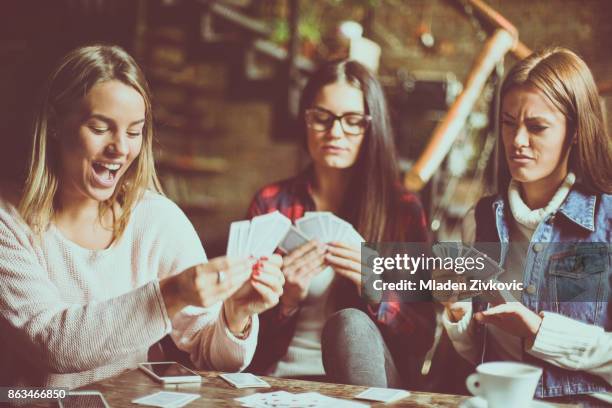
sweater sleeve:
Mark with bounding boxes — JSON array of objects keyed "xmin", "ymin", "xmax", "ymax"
[
  {"xmin": 170, "ymin": 304, "xmax": 259, "ymax": 372},
  {"xmin": 441, "ymin": 302, "xmax": 480, "ymax": 364},
  {"xmin": 145, "ymin": 195, "xmax": 259, "ymax": 372},
  {"xmin": 527, "ymin": 311, "xmax": 612, "ymax": 385},
  {"xmin": 0, "ymin": 205, "xmax": 172, "ymax": 374}
]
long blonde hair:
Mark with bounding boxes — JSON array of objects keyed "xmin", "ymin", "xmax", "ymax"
[
  {"xmin": 19, "ymin": 44, "xmax": 162, "ymax": 238},
  {"xmin": 498, "ymin": 47, "xmax": 612, "ymax": 194}
]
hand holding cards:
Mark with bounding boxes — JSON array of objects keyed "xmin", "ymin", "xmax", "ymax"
[
  {"xmin": 280, "ymin": 211, "xmax": 364, "ymax": 252},
  {"xmin": 431, "ymin": 243, "xmax": 508, "ymax": 303},
  {"xmin": 228, "ymin": 211, "xmax": 364, "ymax": 257}
]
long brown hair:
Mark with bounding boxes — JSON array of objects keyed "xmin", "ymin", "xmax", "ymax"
[
  {"xmin": 19, "ymin": 44, "xmax": 162, "ymax": 237},
  {"xmin": 299, "ymin": 60, "xmax": 406, "ymax": 241},
  {"xmin": 497, "ymin": 47, "xmax": 612, "ymax": 194}
]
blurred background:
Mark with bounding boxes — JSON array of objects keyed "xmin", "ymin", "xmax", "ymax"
[{"xmin": 1, "ymin": 0, "xmax": 611, "ymax": 256}]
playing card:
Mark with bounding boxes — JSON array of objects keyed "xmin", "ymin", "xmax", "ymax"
[
  {"xmin": 229, "ymin": 211, "xmax": 292, "ymax": 258},
  {"xmin": 132, "ymin": 391, "xmax": 200, "ymax": 408},
  {"xmin": 340, "ymin": 227, "xmax": 365, "ymax": 246},
  {"xmin": 327, "ymin": 215, "xmax": 352, "ymax": 242},
  {"xmin": 318, "ymin": 213, "xmax": 332, "ymax": 241},
  {"xmin": 296, "ymin": 216, "xmax": 325, "ymax": 240},
  {"xmin": 238, "ymin": 221, "xmax": 251, "ymax": 257},
  {"xmin": 235, "ymin": 391, "xmax": 294, "ymax": 407},
  {"xmin": 279, "ymin": 226, "xmax": 310, "ymax": 254},
  {"xmin": 249, "ymin": 212, "xmax": 291, "ymax": 256},
  {"xmin": 247, "ymin": 212, "xmax": 278, "ymax": 255},
  {"xmin": 236, "ymin": 391, "xmax": 367, "ymax": 408},
  {"xmin": 464, "ymin": 245, "xmax": 504, "ymax": 280},
  {"xmin": 355, "ymin": 387, "xmax": 411, "ymax": 403},
  {"xmin": 219, "ymin": 372, "xmax": 271, "ymax": 389},
  {"xmin": 297, "ymin": 392, "xmax": 368, "ymax": 408},
  {"xmin": 228, "ymin": 220, "xmax": 250, "ymax": 257}
]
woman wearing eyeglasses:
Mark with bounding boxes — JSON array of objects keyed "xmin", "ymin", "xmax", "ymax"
[{"xmin": 244, "ymin": 60, "xmax": 434, "ymax": 386}]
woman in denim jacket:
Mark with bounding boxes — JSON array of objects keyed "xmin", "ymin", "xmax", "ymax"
[{"xmin": 443, "ymin": 48, "xmax": 611, "ymax": 406}]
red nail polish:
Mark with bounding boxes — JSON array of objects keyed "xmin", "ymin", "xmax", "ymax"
[{"xmin": 260, "ymin": 256, "xmax": 269, "ymax": 261}]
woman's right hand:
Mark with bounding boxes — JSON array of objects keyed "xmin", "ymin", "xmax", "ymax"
[
  {"xmin": 160, "ymin": 256, "xmax": 253, "ymax": 318},
  {"xmin": 279, "ymin": 240, "xmax": 327, "ymax": 311},
  {"xmin": 431, "ymin": 268, "xmax": 471, "ymax": 323},
  {"xmin": 442, "ymin": 297, "xmax": 472, "ymax": 323}
]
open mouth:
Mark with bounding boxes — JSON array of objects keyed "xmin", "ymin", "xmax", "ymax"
[{"xmin": 91, "ymin": 161, "xmax": 122, "ymax": 186}]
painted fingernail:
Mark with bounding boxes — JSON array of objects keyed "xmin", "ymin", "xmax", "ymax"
[{"xmin": 260, "ymin": 256, "xmax": 268, "ymax": 261}]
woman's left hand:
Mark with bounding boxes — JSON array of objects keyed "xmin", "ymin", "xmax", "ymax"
[
  {"xmin": 325, "ymin": 242, "xmax": 363, "ymax": 293},
  {"xmin": 474, "ymin": 303, "xmax": 543, "ymax": 339},
  {"xmin": 224, "ymin": 254, "xmax": 285, "ymax": 335}
]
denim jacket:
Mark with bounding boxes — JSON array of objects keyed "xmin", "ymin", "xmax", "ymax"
[{"xmin": 473, "ymin": 184, "xmax": 611, "ymax": 398}]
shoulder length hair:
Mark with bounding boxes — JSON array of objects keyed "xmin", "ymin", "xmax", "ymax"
[
  {"xmin": 298, "ymin": 59, "xmax": 407, "ymax": 241},
  {"xmin": 19, "ymin": 44, "xmax": 162, "ymax": 237},
  {"xmin": 497, "ymin": 47, "xmax": 612, "ymax": 194}
]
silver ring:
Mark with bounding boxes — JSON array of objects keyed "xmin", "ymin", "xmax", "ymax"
[{"xmin": 217, "ymin": 270, "xmax": 226, "ymax": 284}]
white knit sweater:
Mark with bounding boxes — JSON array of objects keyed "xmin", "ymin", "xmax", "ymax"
[
  {"xmin": 443, "ymin": 178, "xmax": 611, "ymax": 385},
  {"xmin": 0, "ymin": 191, "xmax": 258, "ymax": 389}
]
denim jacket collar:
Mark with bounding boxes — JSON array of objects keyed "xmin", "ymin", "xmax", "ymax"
[
  {"xmin": 490, "ymin": 186, "xmax": 597, "ymax": 233},
  {"xmin": 557, "ymin": 186, "xmax": 597, "ymax": 232}
]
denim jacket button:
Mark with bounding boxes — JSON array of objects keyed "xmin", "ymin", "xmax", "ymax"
[
  {"xmin": 533, "ymin": 243, "xmax": 544, "ymax": 252},
  {"xmin": 525, "ymin": 284, "xmax": 537, "ymax": 295}
]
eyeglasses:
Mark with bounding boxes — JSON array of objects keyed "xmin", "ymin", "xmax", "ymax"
[{"xmin": 305, "ymin": 108, "xmax": 371, "ymax": 136}]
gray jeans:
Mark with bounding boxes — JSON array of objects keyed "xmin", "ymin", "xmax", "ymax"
[{"xmin": 321, "ymin": 308, "xmax": 404, "ymax": 388}]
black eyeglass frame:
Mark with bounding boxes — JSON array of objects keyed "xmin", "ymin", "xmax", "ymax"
[{"xmin": 304, "ymin": 107, "xmax": 372, "ymax": 136}]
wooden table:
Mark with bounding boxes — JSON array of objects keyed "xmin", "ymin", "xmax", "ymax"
[{"xmin": 29, "ymin": 369, "xmax": 576, "ymax": 407}]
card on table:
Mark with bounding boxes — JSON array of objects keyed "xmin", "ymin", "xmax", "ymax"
[
  {"xmin": 132, "ymin": 391, "xmax": 200, "ymax": 408},
  {"xmin": 355, "ymin": 387, "xmax": 411, "ymax": 403},
  {"xmin": 235, "ymin": 390, "xmax": 367, "ymax": 408},
  {"xmin": 219, "ymin": 372, "xmax": 271, "ymax": 389}
]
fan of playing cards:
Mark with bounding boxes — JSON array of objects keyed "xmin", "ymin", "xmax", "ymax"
[
  {"xmin": 227, "ymin": 211, "xmax": 365, "ymax": 258},
  {"xmin": 227, "ymin": 211, "xmax": 292, "ymax": 258},
  {"xmin": 431, "ymin": 242, "xmax": 511, "ymax": 303}
]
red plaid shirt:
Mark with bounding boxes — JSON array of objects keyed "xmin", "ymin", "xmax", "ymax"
[{"xmin": 247, "ymin": 168, "xmax": 433, "ymax": 351}]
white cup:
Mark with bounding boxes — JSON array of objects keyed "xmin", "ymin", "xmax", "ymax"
[{"xmin": 465, "ymin": 362, "xmax": 542, "ymax": 408}]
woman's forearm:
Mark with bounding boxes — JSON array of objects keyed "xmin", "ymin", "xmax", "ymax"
[{"xmin": 527, "ymin": 311, "xmax": 612, "ymax": 385}]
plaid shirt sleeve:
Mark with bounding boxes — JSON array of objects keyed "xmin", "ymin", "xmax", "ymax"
[{"xmin": 376, "ymin": 191, "xmax": 434, "ymax": 349}]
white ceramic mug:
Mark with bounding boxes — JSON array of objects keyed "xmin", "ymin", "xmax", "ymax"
[{"xmin": 466, "ymin": 362, "xmax": 542, "ymax": 408}]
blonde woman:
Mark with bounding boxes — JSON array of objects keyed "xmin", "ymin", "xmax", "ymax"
[
  {"xmin": 0, "ymin": 45, "xmax": 284, "ymax": 389},
  {"xmin": 444, "ymin": 48, "xmax": 611, "ymax": 406}
]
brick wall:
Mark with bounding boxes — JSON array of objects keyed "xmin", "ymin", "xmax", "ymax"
[{"xmin": 0, "ymin": 0, "xmax": 610, "ymax": 251}]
